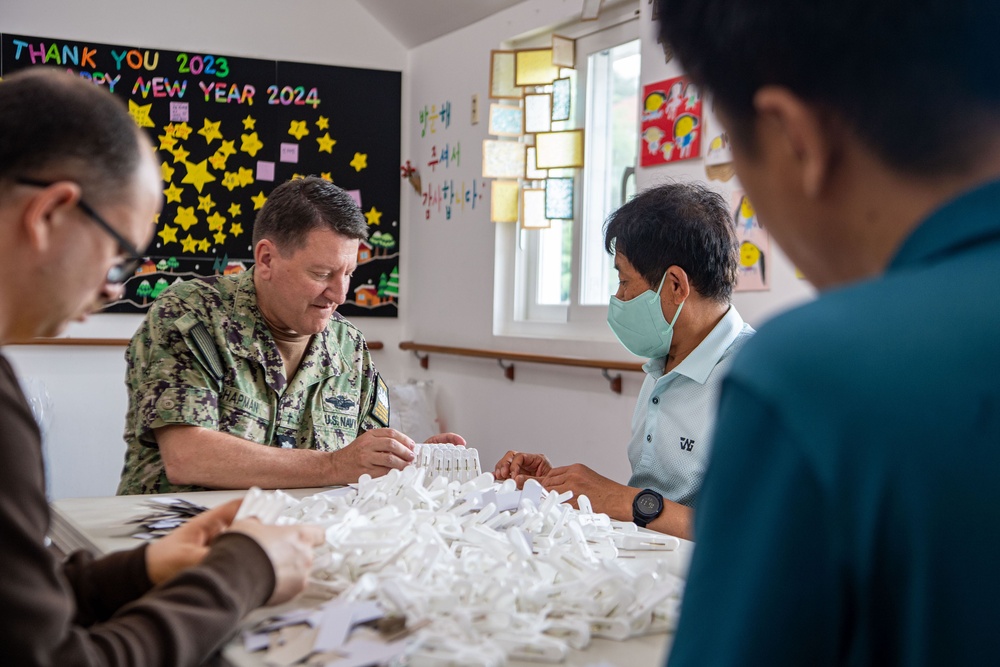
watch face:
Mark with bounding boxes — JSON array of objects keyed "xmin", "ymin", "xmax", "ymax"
[{"xmin": 637, "ymin": 494, "xmax": 659, "ymax": 514}]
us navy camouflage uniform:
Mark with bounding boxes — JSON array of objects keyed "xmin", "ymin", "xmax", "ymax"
[{"xmin": 116, "ymin": 268, "xmax": 389, "ymax": 495}]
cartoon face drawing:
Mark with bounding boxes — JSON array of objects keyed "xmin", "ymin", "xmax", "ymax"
[
  {"xmin": 673, "ymin": 113, "xmax": 700, "ymax": 158},
  {"xmin": 643, "ymin": 126, "xmax": 666, "ymax": 154}
]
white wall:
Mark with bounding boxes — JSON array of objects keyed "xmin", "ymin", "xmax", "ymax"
[
  {"xmin": 0, "ymin": 0, "xmax": 409, "ymax": 499},
  {"xmin": 2, "ymin": 0, "xmax": 814, "ymax": 500}
]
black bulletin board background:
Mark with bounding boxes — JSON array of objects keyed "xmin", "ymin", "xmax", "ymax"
[{"xmin": 1, "ymin": 33, "xmax": 401, "ymax": 317}]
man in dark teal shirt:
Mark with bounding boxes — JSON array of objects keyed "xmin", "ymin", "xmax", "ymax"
[{"xmin": 656, "ymin": 0, "xmax": 1000, "ymax": 664}]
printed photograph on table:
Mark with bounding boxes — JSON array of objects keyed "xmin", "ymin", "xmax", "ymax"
[
  {"xmin": 1, "ymin": 33, "xmax": 401, "ymax": 318},
  {"xmin": 732, "ymin": 190, "xmax": 770, "ymax": 291},
  {"xmin": 640, "ymin": 75, "xmax": 702, "ymax": 166}
]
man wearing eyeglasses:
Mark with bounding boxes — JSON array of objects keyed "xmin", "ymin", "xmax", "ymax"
[
  {"xmin": 116, "ymin": 175, "xmax": 464, "ymax": 496},
  {"xmin": 0, "ymin": 68, "xmax": 324, "ymax": 665}
]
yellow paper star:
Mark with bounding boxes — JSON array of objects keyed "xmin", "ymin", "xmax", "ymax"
[
  {"xmin": 198, "ymin": 118, "xmax": 223, "ymax": 145},
  {"xmin": 316, "ymin": 115, "xmax": 329, "ymax": 130},
  {"xmin": 364, "ymin": 206, "xmax": 382, "ymax": 226},
  {"xmin": 160, "ymin": 161, "xmax": 175, "ymax": 183},
  {"xmin": 157, "ymin": 224, "xmax": 179, "ymax": 245},
  {"xmin": 242, "ymin": 115, "xmax": 256, "ymax": 130},
  {"xmin": 163, "ymin": 122, "xmax": 177, "ymax": 137},
  {"xmin": 237, "ymin": 166, "xmax": 254, "ymax": 187},
  {"xmin": 128, "ymin": 99, "xmax": 154, "ymax": 128},
  {"xmin": 217, "ymin": 140, "xmax": 236, "ymax": 158},
  {"xmin": 241, "ymin": 132, "xmax": 264, "ymax": 157},
  {"xmin": 180, "ymin": 234, "xmax": 198, "ymax": 253},
  {"xmin": 228, "ymin": 203, "xmax": 242, "ymax": 217},
  {"xmin": 153, "ymin": 213, "xmax": 160, "ymax": 225},
  {"xmin": 206, "ymin": 212, "xmax": 227, "ymax": 232},
  {"xmin": 292, "ymin": 173, "xmax": 305, "ymax": 180},
  {"xmin": 251, "ymin": 191, "xmax": 268, "ymax": 210},
  {"xmin": 288, "ymin": 120, "xmax": 310, "ymax": 140},
  {"xmin": 174, "ymin": 206, "xmax": 198, "ymax": 231},
  {"xmin": 163, "ymin": 182, "xmax": 184, "ymax": 203},
  {"xmin": 317, "ymin": 132, "xmax": 336, "ymax": 153},
  {"xmin": 349, "ymin": 152, "xmax": 368, "ymax": 172},
  {"xmin": 197, "ymin": 238, "xmax": 212, "ymax": 252},
  {"xmin": 221, "ymin": 172, "xmax": 240, "ymax": 191},
  {"xmin": 158, "ymin": 133, "xmax": 178, "ymax": 151},
  {"xmin": 230, "ymin": 222, "xmax": 244, "ymax": 237},
  {"xmin": 197, "ymin": 194, "xmax": 216, "ymax": 213},
  {"xmin": 172, "ymin": 122, "xmax": 193, "ymax": 140},
  {"xmin": 208, "ymin": 153, "xmax": 229, "ymax": 171},
  {"xmin": 213, "ymin": 230, "xmax": 228, "ymax": 245},
  {"xmin": 171, "ymin": 145, "xmax": 190, "ymax": 164},
  {"xmin": 181, "ymin": 159, "xmax": 217, "ymax": 193},
  {"xmin": 320, "ymin": 172, "xmax": 333, "ymax": 182}
]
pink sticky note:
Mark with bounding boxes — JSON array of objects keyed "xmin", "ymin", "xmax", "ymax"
[
  {"xmin": 346, "ymin": 190, "xmax": 362, "ymax": 207},
  {"xmin": 256, "ymin": 161, "xmax": 275, "ymax": 182},
  {"xmin": 169, "ymin": 102, "xmax": 188, "ymax": 122},
  {"xmin": 279, "ymin": 143, "xmax": 299, "ymax": 163}
]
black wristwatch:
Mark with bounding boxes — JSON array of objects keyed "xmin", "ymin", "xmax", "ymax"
[{"xmin": 632, "ymin": 488, "xmax": 664, "ymax": 528}]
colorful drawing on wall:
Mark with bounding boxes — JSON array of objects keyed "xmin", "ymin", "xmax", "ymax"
[
  {"xmin": 1, "ymin": 33, "xmax": 401, "ymax": 318},
  {"xmin": 703, "ymin": 100, "xmax": 735, "ymax": 181},
  {"xmin": 732, "ymin": 191, "xmax": 770, "ymax": 291},
  {"xmin": 640, "ymin": 75, "xmax": 702, "ymax": 166}
]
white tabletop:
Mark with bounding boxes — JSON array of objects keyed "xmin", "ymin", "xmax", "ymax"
[{"xmin": 50, "ymin": 490, "xmax": 690, "ymax": 667}]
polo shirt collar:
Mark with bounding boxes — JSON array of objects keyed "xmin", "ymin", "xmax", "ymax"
[
  {"xmin": 890, "ymin": 179, "xmax": 1000, "ymax": 271},
  {"xmin": 642, "ymin": 304, "xmax": 745, "ymax": 384}
]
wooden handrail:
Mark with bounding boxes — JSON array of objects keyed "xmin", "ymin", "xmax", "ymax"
[
  {"xmin": 399, "ymin": 341, "xmax": 643, "ymax": 394},
  {"xmin": 12, "ymin": 339, "xmax": 385, "ymax": 350}
]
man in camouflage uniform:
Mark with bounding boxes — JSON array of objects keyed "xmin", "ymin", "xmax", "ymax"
[{"xmin": 118, "ymin": 177, "xmax": 462, "ymax": 494}]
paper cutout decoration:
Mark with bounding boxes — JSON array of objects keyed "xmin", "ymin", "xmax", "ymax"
[
  {"xmin": 703, "ymin": 100, "xmax": 735, "ymax": 181},
  {"xmin": 581, "ymin": 0, "xmax": 603, "ymax": 20},
  {"xmin": 490, "ymin": 50, "xmax": 523, "ymax": 99},
  {"xmin": 521, "ymin": 188, "xmax": 551, "ymax": 229},
  {"xmin": 640, "ymin": 75, "xmax": 703, "ymax": 166},
  {"xmin": 535, "ymin": 130, "xmax": 584, "ymax": 169},
  {"xmin": 525, "ymin": 147, "xmax": 548, "ymax": 180},
  {"xmin": 551, "ymin": 78, "xmax": 572, "ymax": 122},
  {"xmin": 482, "ymin": 140, "xmax": 527, "ymax": 179},
  {"xmin": 488, "ymin": 104, "xmax": 524, "ymax": 137},
  {"xmin": 515, "ymin": 49, "xmax": 560, "ymax": 86},
  {"xmin": 524, "ymin": 94, "xmax": 553, "ymax": 134},
  {"xmin": 545, "ymin": 177, "xmax": 574, "ymax": 219},
  {"xmin": 491, "ymin": 180, "xmax": 520, "ymax": 223},
  {"xmin": 732, "ymin": 191, "xmax": 770, "ymax": 291},
  {"xmin": 552, "ymin": 35, "xmax": 575, "ymax": 68}
]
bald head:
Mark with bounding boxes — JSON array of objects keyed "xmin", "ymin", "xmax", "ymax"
[{"xmin": 0, "ymin": 67, "xmax": 150, "ymax": 202}]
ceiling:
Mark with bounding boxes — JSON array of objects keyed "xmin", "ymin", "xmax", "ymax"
[{"xmin": 356, "ymin": 0, "xmax": 528, "ymax": 48}]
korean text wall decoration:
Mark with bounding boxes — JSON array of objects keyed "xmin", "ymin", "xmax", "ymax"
[
  {"xmin": 1, "ymin": 33, "xmax": 402, "ymax": 317},
  {"xmin": 418, "ymin": 99, "xmax": 486, "ymax": 221}
]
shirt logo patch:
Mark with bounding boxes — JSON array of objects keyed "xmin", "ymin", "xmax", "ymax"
[
  {"xmin": 325, "ymin": 395, "xmax": 357, "ymax": 411},
  {"xmin": 679, "ymin": 437, "xmax": 695, "ymax": 451}
]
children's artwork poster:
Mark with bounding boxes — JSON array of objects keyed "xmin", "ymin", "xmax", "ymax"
[
  {"xmin": 732, "ymin": 190, "xmax": 770, "ymax": 291},
  {"xmin": 417, "ymin": 99, "xmax": 486, "ymax": 221},
  {"xmin": 640, "ymin": 75, "xmax": 702, "ymax": 166},
  {"xmin": 0, "ymin": 33, "xmax": 402, "ymax": 318},
  {"xmin": 703, "ymin": 100, "xmax": 735, "ymax": 181}
]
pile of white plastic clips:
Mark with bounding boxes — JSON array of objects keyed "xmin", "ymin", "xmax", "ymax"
[{"xmin": 235, "ymin": 448, "xmax": 683, "ymax": 667}]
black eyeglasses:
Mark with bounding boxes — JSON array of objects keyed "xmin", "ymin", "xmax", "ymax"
[{"xmin": 17, "ymin": 178, "xmax": 146, "ymax": 284}]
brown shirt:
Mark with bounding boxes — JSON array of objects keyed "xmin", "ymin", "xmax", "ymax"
[{"xmin": 0, "ymin": 353, "xmax": 275, "ymax": 666}]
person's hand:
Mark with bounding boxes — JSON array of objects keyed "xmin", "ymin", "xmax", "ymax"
[
  {"xmin": 227, "ymin": 519, "xmax": 326, "ymax": 605},
  {"xmin": 145, "ymin": 498, "xmax": 242, "ymax": 585},
  {"xmin": 329, "ymin": 428, "xmax": 416, "ymax": 483},
  {"xmin": 424, "ymin": 432, "xmax": 467, "ymax": 446},
  {"xmin": 535, "ymin": 463, "xmax": 634, "ymax": 518},
  {"xmin": 494, "ymin": 450, "xmax": 552, "ymax": 484}
]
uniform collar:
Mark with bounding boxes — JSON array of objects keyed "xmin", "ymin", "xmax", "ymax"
[
  {"xmin": 642, "ymin": 305, "xmax": 744, "ymax": 384},
  {"xmin": 890, "ymin": 179, "xmax": 1000, "ymax": 271}
]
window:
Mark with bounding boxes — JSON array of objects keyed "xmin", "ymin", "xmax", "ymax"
[{"xmin": 495, "ymin": 10, "xmax": 641, "ymax": 339}]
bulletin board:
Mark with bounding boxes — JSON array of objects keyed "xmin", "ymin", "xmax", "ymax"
[{"xmin": 0, "ymin": 33, "xmax": 402, "ymax": 318}]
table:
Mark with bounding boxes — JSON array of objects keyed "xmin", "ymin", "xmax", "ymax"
[{"xmin": 50, "ymin": 490, "xmax": 692, "ymax": 667}]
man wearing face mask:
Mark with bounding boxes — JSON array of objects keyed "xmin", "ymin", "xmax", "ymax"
[{"xmin": 494, "ymin": 183, "xmax": 753, "ymax": 539}]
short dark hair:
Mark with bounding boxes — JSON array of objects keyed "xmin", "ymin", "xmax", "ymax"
[
  {"xmin": 252, "ymin": 176, "xmax": 368, "ymax": 253},
  {"xmin": 604, "ymin": 182, "xmax": 738, "ymax": 304},
  {"xmin": 0, "ymin": 67, "xmax": 146, "ymax": 201},
  {"xmin": 657, "ymin": 0, "xmax": 1000, "ymax": 175}
]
